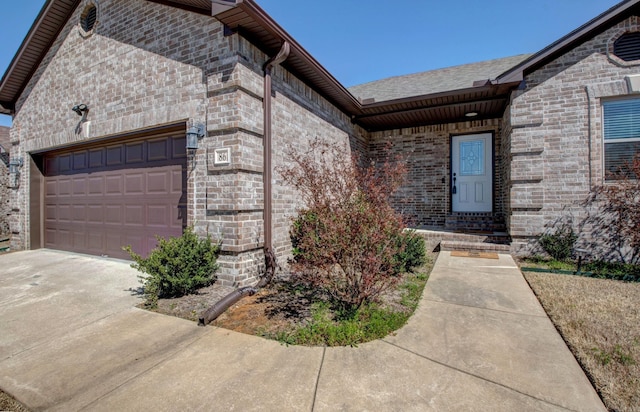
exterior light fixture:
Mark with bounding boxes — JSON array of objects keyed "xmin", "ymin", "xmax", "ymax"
[
  {"xmin": 465, "ymin": 111, "xmax": 478, "ymax": 117},
  {"xmin": 9, "ymin": 157, "xmax": 24, "ymax": 189},
  {"xmin": 9, "ymin": 157, "xmax": 23, "ymax": 175},
  {"xmin": 72, "ymin": 104, "xmax": 89, "ymax": 116},
  {"xmin": 186, "ymin": 123, "xmax": 205, "ymax": 151}
]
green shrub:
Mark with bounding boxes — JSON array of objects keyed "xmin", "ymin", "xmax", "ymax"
[
  {"xmin": 394, "ymin": 230, "xmax": 426, "ymax": 273},
  {"xmin": 539, "ymin": 225, "xmax": 577, "ymax": 261},
  {"xmin": 124, "ymin": 227, "xmax": 220, "ymax": 307},
  {"xmin": 583, "ymin": 261, "xmax": 640, "ymax": 282}
]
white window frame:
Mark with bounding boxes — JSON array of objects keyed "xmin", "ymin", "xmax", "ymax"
[{"xmin": 602, "ymin": 96, "xmax": 640, "ymax": 180}]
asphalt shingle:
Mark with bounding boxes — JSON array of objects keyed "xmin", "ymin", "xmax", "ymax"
[{"xmin": 348, "ymin": 54, "xmax": 532, "ymax": 103}]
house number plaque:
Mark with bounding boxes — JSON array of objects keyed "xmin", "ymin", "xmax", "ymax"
[{"xmin": 214, "ymin": 148, "xmax": 231, "ymax": 165}]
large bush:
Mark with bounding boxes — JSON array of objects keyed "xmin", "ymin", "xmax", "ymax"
[
  {"xmin": 124, "ymin": 227, "xmax": 220, "ymax": 307},
  {"xmin": 279, "ymin": 139, "xmax": 408, "ymax": 310}
]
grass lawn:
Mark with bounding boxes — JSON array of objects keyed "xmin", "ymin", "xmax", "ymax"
[
  {"xmin": 0, "ymin": 390, "xmax": 28, "ymax": 412},
  {"xmin": 524, "ymin": 271, "xmax": 640, "ymax": 411}
]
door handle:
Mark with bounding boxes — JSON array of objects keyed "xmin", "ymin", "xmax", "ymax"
[{"xmin": 452, "ymin": 173, "xmax": 457, "ymax": 195}]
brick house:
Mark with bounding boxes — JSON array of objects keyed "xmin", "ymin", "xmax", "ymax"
[{"xmin": 0, "ymin": 0, "xmax": 638, "ymax": 284}]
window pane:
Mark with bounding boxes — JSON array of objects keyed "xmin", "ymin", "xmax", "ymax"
[
  {"xmin": 604, "ymin": 140, "xmax": 640, "ymax": 180},
  {"xmin": 460, "ymin": 140, "xmax": 484, "ymax": 176},
  {"xmin": 603, "ymin": 98, "xmax": 640, "ymax": 140}
]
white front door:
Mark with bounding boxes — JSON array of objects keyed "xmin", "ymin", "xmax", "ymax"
[{"xmin": 452, "ymin": 133, "xmax": 493, "ymax": 212}]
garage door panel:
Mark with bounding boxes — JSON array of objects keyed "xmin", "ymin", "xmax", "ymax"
[
  {"xmin": 89, "ymin": 149, "xmax": 104, "ymax": 168},
  {"xmin": 44, "ymin": 133, "xmax": 186, "ymax": 259},
  {"xmin": 56, "ymin": 229, "xmax": 71, "ymax": 248},
  {"xmin": 147, "ymin": 171, "xmax": 170, "ymax": 194},
  {"xmin": 87, "ymin": 232, "xmax": 103, "ymax": 251},
  {"xmin": 45, "ymin": 180, "xmax": 57, "ymax": 197},
  {"xmin": 58, "ymin": 179, "xmax": 71, "ymax": 195},
  {"xmin": 121, "ymin": 234, "xmax": 145, "ymax": 255},
  {"xmin": 72, "ymin": 205, "xmax": 86, "ymax": 221},
  {"xmin": 88, "ymin": 176, "xmax": 104, "ymax": 195},
  {"xmin": 45, "ymin": 205, "xmax": 57, "ymax": 222},
  {"xmin": 59, "ymin": 155, "xmax": 71, "ymax": 172},
  {"xmin": 173, "ymin": 205, "xmax": 186, "ymax": 230},
  {"xmin": 45, "ymin": 229, "xmax": 56, "ymax": 245},
  {"xmin": 148, "ymin": 138, "xmax": 168, "ymax": 161},
  {"xmin": 106, "ymin": 233, "xmax": 126, "ymax": 256},
  {"xmin": 147, "ymin": 205, "xmax": 170, "ymax": 226},
  {"xmin": 58, "ymin": 205, "xmax": 71, "ymax": 222},
  {"xmin": 125, "ymin": 173, "xmax": 144, "ymax": 195},
  {"xmin": 105, "ymin": 175, "xmax": 123, "ymax": 194},
  {"xmin": 45, "ymin": 157, "xmax": 58, "ymax": 174},
  {"xmin": 106, "ymin": 145, "xmax": 123, "ymax": 166},
  {"xmin": 104, "ymin": 205, "xmax": 122, "ymax": 224},
  {"xmin": 87, "ymin": 205, "xmax": 103, "ymax": 224},
  {"xmin": 72, "ymin": 177, "xmax": 86, "ymax": 195},
  {"xmin": 125, "ymin": 205, "xmax": 144, "ymax": 225},
  {"xmin": 73, "ymin": 151, "xmax": 87, "ymax": 170},
  {"xmin": 126, "ymin": 142, "xmax": 144, "ymax": 164},
  {"xmin": 72, "ymin": 231, "xmax": 85, "ymax": 248},
  {"xmin": 172, "ymin": 137, "xmax": 186, "ymax": 158},
  {"xmin": 171, "ymin": 169, "xmax": 183, "ymax": 194}
]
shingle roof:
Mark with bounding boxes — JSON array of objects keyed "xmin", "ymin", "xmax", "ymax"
[
  {"xmin": 0, "ymin": 126, "xmax": 10, "ymax": 153},
  {"xmin": 348, "ymin": 54, "xmax": 532, "ymax": 103}
]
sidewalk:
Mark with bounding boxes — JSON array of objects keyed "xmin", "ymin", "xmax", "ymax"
[{"xmin": 0, "ymin": 250, "xmax": 605, "ymax": 411}]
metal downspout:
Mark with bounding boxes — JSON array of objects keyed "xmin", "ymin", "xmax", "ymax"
[
  {"xmin": 262, "ymin": 42, "xmax": 290, "ymax": 254},
  {"xmin": 197, "ymin": 44, "xmax": 290, "ymax": 327}
]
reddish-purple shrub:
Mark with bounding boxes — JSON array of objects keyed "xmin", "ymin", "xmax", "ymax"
[
  {"xmin": 594, "ymin": 154, "xmax": 640, "ymax": 264},
  {"xmin": 278, "ymin": 139, "xmax": 408, "ymax": 309}
]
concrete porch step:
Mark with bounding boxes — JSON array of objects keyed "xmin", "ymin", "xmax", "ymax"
[
  {"xmin": 444, "ymin": 212, "xmax": 506, "ymax": 233},
  {"xmin": 414, "ymin": 229, "xmax": 511, "ymax": 254},
  {"xmin": 439, "ymin": 240, "xmax": 511, "ymax": 254},
  {"xmin": 415, "ymin": 229, "xmax": 510, "ymax": 244}
]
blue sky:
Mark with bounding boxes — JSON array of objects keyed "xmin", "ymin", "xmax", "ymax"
[{"xmin": 0, "ymin": 0, "xmax": 622, "ymax": 127}]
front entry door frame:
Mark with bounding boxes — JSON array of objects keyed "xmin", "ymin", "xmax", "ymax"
[{"xmin": 451, "ymin": 132, "xmax": 494, "ymax": 213}]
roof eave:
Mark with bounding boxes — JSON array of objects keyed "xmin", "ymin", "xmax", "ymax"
[
  {"xmin": 214, "ymin": 0, "xmax": 362, "ymax": 114},
  {"xmin": 360, "ymin": 84, "xmax": 499, "ymax": 110},
  {"xmin": 497, "ymin": 0, "xmax": 640, "ymax": 83},
  {"xmin": 0, "ymin": 102, "xmax": 15, "ymax": 116},
  {"xmin": 354, "ymin": 81, "xmax": 520, "ymax": 131},
  {"xmin": 0, "ymin": 0, "xmax": 81, "ymax": 108}
]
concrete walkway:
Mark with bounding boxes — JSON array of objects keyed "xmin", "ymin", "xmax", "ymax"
[{"xmin": 0, "ymin": 250, "xmax": 605, "ymax": 411}]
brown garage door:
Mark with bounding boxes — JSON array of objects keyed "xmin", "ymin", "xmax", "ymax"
[{"xmin": 43, "ymin": 134, "xmax": 187, "ymax": 259}]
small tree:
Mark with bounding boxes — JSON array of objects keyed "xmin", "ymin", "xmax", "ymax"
[
  {"xmin": 278, "ymin": 139, "xmax": 408, "ymax": 310},
  {"xmin": 592, "ymin": 154, "xmax": 640, "ymax": 264}
]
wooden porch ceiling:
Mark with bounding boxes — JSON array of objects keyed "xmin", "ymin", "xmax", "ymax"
[{"xmin": 355, "ymin": 84, "xmax": 515, "ymax": 131}]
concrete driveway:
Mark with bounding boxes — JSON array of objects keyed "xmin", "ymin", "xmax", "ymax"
[{"xmin": 0, "ymin": 249, "xmax": 605, "ymax": 411}]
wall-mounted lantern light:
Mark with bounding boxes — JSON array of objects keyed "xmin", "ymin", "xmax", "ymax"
[
  {"xmin": 9, "ymin": 157, "xmax": 24, "ymax": 189},
  {"xmin": 186, "ymin": 123, "xmax": 205, "ymax": 151},
  {"xmin": 9, "ymin": 157, "xmax": 23, "ymax": 175},
  {"xmin": 72, "ymin": 103, "xmax": 89, "ymax": 116}
]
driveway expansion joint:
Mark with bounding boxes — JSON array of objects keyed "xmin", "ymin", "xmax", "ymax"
[
  {"xmin": 424, "ymin": 297, "xmax": 549, "ymax": 318},
  {"xmin": 310, "ymin": 347, "xmax": 326, "ymax": 412},
  {"xmin": 380, "ymin": 339, "xmax": 578, "ymax": 412},
  {"xmin": 78, "ymin": 324, "xmax": 211, "ymax": 411}
]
